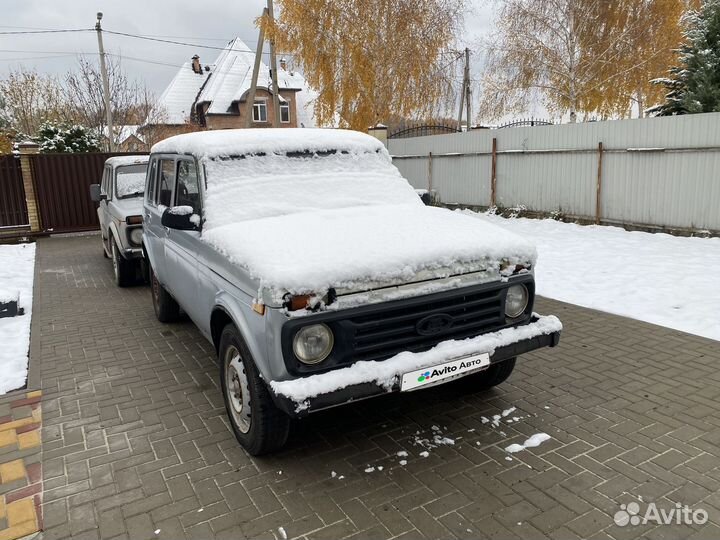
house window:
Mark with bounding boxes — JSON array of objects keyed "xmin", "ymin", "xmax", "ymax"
[
  {"xmin": 280, "ymin": 103, "xmax": 290, "ymax": 123},
  {"xmin": 253, "ymin": 100, "xmax": 267, "ymax": 123}
]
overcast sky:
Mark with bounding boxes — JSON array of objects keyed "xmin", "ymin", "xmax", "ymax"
[{"xmin": 1, "ymin": 0, "xmax": 494, "ymax": 95}]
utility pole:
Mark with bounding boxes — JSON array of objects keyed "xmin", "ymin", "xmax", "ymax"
[
  {"xmin": 464, "ymin": 48, "xmax": 472, "ymax": 131},
  {"xmin": 245, "ymin": 8, "xmax": 268, "ymax": 128},
  {"xmin": 95, "ymin": 12, "xmax": 114, "ymax": 151},
  {"xmin": 457, "ymin": 48, "xmax": 471, "ymax": 132},
  {"xmin": 266, "ymin": 0, "xmax": 281, "ymax": 128}
]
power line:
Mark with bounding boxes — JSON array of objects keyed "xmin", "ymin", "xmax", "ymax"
[
  {"xmin": 0, "ymin": 28, "xmax": 93, "ymax": 35},
  {"xmin": 101, "ymin": 29, "xmax": 299, "ymax": 57},
  {"xmin": 0, "ymin": 54, "xmax": 79, "ymax": 62}
]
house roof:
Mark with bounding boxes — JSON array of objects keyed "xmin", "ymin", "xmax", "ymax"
[
  {"xmin": 103, "ymin": 125, "xmax": 145, "ymax": 145},
  {"xmin": 151, "ymin": 37, "xmax": 326, "ymax": 127}
]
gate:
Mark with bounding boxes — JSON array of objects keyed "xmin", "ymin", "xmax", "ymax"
[
  {"xmin": 30, "ymin": 152, "xmax": 146, "ymax": 233},
  {"xmin": 0, "ymin": 155, "xmax": 28, "ymax": 228}
]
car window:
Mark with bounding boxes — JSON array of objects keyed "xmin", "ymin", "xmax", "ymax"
[
  {"xmin": 175, "ymin": 160, "xmax": 201, "ymax": 214},
  {"xmin": 101, "ymin": 167, "xmax": 109, "ymax": 197},
  {"xmin": 158, "ymin": 159, "xmax": 175, "ymax": 207},
  {"xmin": 116, "ymin": 164, "xmax": 146, "ymax": 199},
  {"xmin": 146, "ymin": 159, "xmax": 157, "ymax": 206}
]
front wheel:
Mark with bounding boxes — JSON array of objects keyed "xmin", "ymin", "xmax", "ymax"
[
  {"xmin": 219, "ymin": 324, "xmax": 290, "ymax": 455},
  {"xmin": 111, "ymin": 240, "xmax": 135, "ymax": 287},
  {"xmin": 150, "ymin": 264, "xmax": 180, "ymax": 322}
]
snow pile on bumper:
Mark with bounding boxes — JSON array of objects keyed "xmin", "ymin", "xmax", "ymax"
[{"xmin": 270, "ymin": 314, "xmax": 563, "ymax": 405}]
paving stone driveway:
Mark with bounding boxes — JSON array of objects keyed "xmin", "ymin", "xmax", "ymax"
[{"xmin": 32, "ymin": 234, "xmax": 720, "ymax": 540}]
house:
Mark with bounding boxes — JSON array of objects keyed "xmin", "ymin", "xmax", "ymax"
[
  {"xmin": 145, "ymin": 38, "xmax": 325, "ymax": 137},
  {"xmin": 103, "ymin": 125, "xmax": 147, "ymax": 152}
]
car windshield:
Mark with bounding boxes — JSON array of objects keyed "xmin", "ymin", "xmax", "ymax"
[
  {"xmin": 116, "ymin": 164, "xmax": 147, "ymax": 199},
  {"xmin": 202, "ymin": 150, "xmax": 421, "ymax": 230}
]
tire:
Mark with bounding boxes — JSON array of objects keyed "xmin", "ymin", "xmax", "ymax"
[
  {"xmin": 219, "ymin": 324, "xmax": 290, "ymax": 456},
  {"xmin": 111, "ymin": 240, "xmax": 135, "ymax": 287},
  {"xmin": 456, "ymin": 357, "xmax": 517, "ymax": 391},
  {"xmin": 150, "ymin": 264, "xmax": 180, "ymax": 322}
]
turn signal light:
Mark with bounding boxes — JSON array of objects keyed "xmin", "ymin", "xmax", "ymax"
[
  {"xmin": 126, "ymin": 215, "xmax": 143, "ymax": 225},
  {"xmin": 284, "ymin": 294, "xmax": 311, "ymax": 311}
]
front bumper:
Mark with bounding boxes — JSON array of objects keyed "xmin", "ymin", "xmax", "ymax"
[
  {"xmin": 122, "ymin": 247, "xmax": 143, "ymax": 260},
  {"xmin": 270, "ymin": 314, "xmax": 561, "ymax": 417}
]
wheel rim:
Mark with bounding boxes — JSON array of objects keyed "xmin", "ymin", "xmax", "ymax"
[
  {"xmin": 151, "ymin": 270, "xmax": 160, "ymax": 306},
  {"xmin": 225, "ymin": 346, "xmax": 251, "ymax": 433},
  {"xmin": 111, "ymin": 243, "xmax": 119, "ymax": 281}
]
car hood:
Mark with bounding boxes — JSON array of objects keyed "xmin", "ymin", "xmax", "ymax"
[
  {"xmin": 110, "ymin": 196, "xmax": 144, "ymax": 218},
  {"xmin": 201, "ymin": 204, "xmax": 537, "ymax": 302}
]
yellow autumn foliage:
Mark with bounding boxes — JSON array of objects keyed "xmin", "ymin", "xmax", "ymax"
[
  {"xmin": 480, "ymin": 0, "xmax": 696, "ymax": 121},
  {"xmin": 262, "ymin": 0, "xmax": 465, "ymax": 130}
]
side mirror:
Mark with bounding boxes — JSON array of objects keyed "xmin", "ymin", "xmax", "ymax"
[
  {"xmin": 90, "ymin": 184, "xmax": 101, "ymax": 202},
  {"xmin": 161, "ymin": 206, "xmax": 200, "ymax": 231}
]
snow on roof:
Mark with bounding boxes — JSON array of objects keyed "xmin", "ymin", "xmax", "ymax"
[
  {"xmin": 104, "ymin": 155, "xmax": 149, "ymax": 167},
  {"xmin": 151, "ymin": 128, "xmax": 381, "ymax": 158},
  {"xmin": 153, "ymin": 61, "xmax": 212, "ymax": 124},
  {"xmin": 151, "ymin": 37, "xmax": 329, "ymax": 127},
  {"xmin": 103, "ymin": 125, "xmax": 144, "ymax": 145}
]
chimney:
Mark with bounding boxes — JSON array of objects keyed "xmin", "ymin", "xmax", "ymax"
[
  {"xmin": 279, "ymin": 57, "xmax": 287, "ymax": 71},
  {"xmin": 191, "ymin": 55, "xmax": 201, "ymax": 74}
]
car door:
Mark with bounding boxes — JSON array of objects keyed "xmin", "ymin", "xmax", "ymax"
[
  {"xmin": 143, "ymin": 156, "xmax": 175, "ymax": 284},
  {"xmin": 163, "ymin": 158, "xmax": 202, "ymax": 322},
  {"xmin": 97, "ymin": 165, "xmax": 110, "ymax": 239}
]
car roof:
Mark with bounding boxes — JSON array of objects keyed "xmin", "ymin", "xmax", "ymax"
[
  {"xmin": 105, "ymin": 155, "xmax": 149, "ymax": 168},
  {"xmin": 150, "ymin": 128, "xmax": 384, "ymax": 159}
]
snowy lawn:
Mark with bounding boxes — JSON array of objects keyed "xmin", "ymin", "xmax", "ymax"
[
  {"xmin": 0, "ymin": 243, "xmax": 36, "ymax": 394},
  {"xmin": 466, "ymin": 212, "xmax": 720, "ymax": 342}
]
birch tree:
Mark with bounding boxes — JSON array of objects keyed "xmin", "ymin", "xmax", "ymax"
[
  {"xmin": 479, "ymin": 0, "xmax": 693, "ymax": 121},
  {"xmin": 263, "ymin": 0, "xmax": 466, "ymax": 129}
]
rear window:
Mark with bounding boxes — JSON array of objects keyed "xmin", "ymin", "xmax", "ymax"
[{"xmin": 116, "ymin": 164, "xmax": 147, "ymax": 199}]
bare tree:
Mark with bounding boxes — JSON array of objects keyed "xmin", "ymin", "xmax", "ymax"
[
  {"xmin": 62, "ymin": 55, "xmax": 166, "ymax": 149},
  {"xmin": 0, "ymin": 68, "xmax": 64, "ymax": 136}
]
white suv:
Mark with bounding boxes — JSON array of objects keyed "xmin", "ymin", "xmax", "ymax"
[{"xmin": 90, "ymin": 156, "xmax": 149, "ymax": 286}]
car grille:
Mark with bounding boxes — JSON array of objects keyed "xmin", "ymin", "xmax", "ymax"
[{"xmin": 345, "ymin": 286, "xmax": 506, "ymax": 362}]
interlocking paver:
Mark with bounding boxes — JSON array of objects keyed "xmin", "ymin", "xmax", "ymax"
[{"xmin": 26, "ymin": 234, "xmax": 720, "ymax": 539}]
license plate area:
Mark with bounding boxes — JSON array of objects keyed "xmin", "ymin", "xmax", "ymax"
[{"xmin": 400, "ymin": 352, "xmax": 490, "ymax": 391}]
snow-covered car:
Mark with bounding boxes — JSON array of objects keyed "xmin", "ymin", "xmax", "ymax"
[
  {"xmin": 90, "ymin": 156, "xmax": 149, "ymax": 286},
  {"xmin": 142, "ymin": 129, "xmax": 562, "ymax": 455}
]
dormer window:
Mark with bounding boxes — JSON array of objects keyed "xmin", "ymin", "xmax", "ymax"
[
  {"xmin": 280, "ymin": 103, "xmax": 290, "ymax": 123},
  {"xmin": 253, "ymin": 99, "xmax": 267, "ymax": 123}
]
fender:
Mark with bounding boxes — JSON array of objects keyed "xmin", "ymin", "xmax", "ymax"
[
  {"xmin": 108, "ymin": 220, "xmax": 123, "ymax": 252},
  {"xmin": 211, "ymin": 291, "xmax": 272, "ymax": 383}
]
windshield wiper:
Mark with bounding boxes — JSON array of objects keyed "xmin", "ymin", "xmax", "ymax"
[{"xmin": 120, "ymin": 191, "xmax": 144, "ymax": 198}]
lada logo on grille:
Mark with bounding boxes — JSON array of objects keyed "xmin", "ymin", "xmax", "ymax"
[{"xmin": 415, "ymin": 314, "xmax": 454, "ymax": 336}]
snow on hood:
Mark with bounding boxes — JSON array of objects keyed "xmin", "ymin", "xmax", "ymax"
[
  {"xmin": 151, "ymin": 128, "xmax": 383, "ymax": 159},
  {"xmin": 202, "ymin": 204, "xmax": 536, "ymax": 295},
  {"xmin": 193, "ymin": 137, "xmax": 536, "ymax": 295}
]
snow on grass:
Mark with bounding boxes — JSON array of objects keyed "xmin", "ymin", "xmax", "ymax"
[
  {"xmin": 466, "ymin": 212, "xmax": 720, "ymax": 342},
  {"xmin": 0, "ymin": 243, "xmax": 35, "ymax": 395}
]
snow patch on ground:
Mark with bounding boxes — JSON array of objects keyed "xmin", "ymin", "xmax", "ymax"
[
  {"xmin": 270, "ymin": 315, "xmax": 561, "ymax": 404},
  {"xmin": 0, "ymin": 243, "xmax": 35, "ymax": 395},
  {"xmin": 505, "ymin": 433, "xmax": 552, "ymax": 453},
  {"xmin": 466, "ymin": 212, "xmax": 720, "ymax": 342}
]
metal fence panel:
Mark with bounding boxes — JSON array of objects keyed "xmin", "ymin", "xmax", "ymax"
[
  {"xmin": 30, "ymin": 152, "xmax": 147, "ymax": 233},
  {"xmin": 0, "ymin": 155, "xmax": 28, "ymax": 228},
  {"xmin": 389, "ymin": 112, "xmax": 720, "ymax": 231}
]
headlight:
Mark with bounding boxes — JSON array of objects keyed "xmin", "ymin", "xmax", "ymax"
[
  {"xmin": 129, "ymin": 228, "xmax": 143, "ymax": 245},
  {"xmin": 293, "ymin": 324, "xmax": 334, "ymax": 364},
  {"xmin": 505, "ymin": 284, "xmax": 529, "ymax": 318}
]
